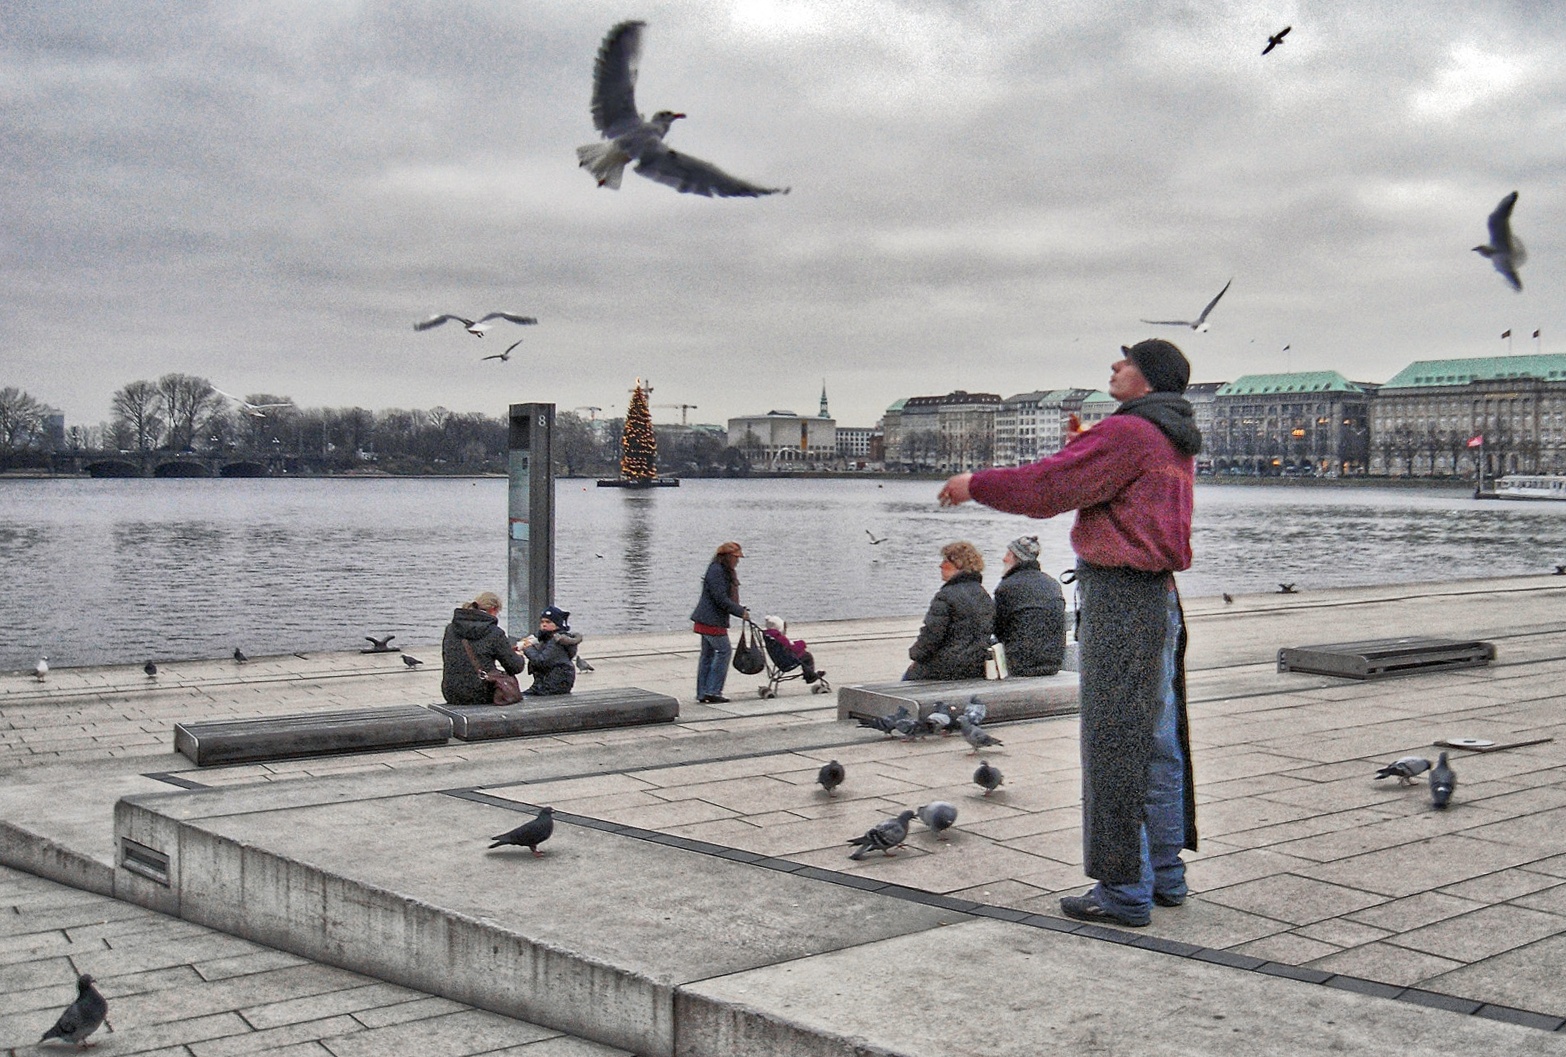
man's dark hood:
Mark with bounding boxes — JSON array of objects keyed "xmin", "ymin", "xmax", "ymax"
[{"xmin": 1116, "ymin": 393, "xmax": 1202, "ymax": 456}]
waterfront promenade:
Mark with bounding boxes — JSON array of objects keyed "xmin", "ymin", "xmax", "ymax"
[{"xmin": 3, "ymin": 576, "xmax": 1566, "ymax": 1053}]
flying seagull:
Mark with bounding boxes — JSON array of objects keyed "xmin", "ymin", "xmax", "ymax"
[
  {"xmin": 413, "ymin": 312, "xmax": 539, "ymax": 336},
  {"xmin": 1142, "ymin": 279, "xmax": 1233, "ymax": 333},
  {"xmin": 1473, "ymin": 191, "xmax": 1525, "ymax": 292},
  {"xmin": 865, "ymin": 529, "xmax": 888, "ymax": 545},
  {"xmin": 481, "ymin": 340, "xmax": 524, "ymax": 363},
  {"xmin": 1262, "ymin": 26, "xmax": 1291, "ymax": 55},
  {"xmin": 488, "ymin": 806, "xmax": 555, "ymax": 856},
  {"xmin": 40, "ymin": 974, "xmax": 109, "ymax": 1048},
  {"xmin": 577, "ymin": 21, "xmax": 789, "ymax": 198},
  {"xmin": 214, "ymin": 389, "xmax": 292, "ymax": 418}
]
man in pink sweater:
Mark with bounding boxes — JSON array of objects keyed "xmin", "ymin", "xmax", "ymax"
[{"xmin": 938, "ymin": 339, "xmax": 1201, "ymax": 927}]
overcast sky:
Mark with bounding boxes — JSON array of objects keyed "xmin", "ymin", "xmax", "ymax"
[{"xmin": 6, "ymin": 1, "xmax": 1563, "ymax": 432}]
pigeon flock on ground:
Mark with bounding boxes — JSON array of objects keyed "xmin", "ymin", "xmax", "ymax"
[{"xmin": 1374, "ymin": 752, "xmax": 1460, "ymax": 809}]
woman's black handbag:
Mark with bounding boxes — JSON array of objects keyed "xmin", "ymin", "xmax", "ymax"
[{"xmin": 732, "ymin": 623, "xmax": 766, "ymax": 675}]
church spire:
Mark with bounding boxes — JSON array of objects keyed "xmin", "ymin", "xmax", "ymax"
[{"xmin": 819, "ymin": 380, "xmax": 829, "ymax": 419}]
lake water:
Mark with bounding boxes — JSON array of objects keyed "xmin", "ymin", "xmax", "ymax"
[{"xmin": 2, "ymin": 476, "xmax": 1563, "ymax": 669}]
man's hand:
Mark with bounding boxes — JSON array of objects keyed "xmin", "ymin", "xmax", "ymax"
[{"xmin": 937, "ymin": 473, "xmax": 973, "ymax": 507}]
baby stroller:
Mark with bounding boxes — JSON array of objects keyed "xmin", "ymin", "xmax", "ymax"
[{"xmin": 748, "ymin": 619, "xmax": 833, "ymax": 699}]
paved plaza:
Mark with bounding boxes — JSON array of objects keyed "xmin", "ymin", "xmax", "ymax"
[{"xmin": 3, "ymin": 576, "xmax": 1566, "ymax": 1053}]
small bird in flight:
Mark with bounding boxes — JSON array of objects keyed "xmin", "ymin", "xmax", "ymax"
[
  {"xmin": 577, "ymin": 21, "xmax": 789, "ymax": 198},
  {"xmin": 214, "ymin": 389, "xmax": 292, "ymax": 418},
  {"xmin": 865, "ymin": 530, "xmax": 888, "ymax": 545},
  {"xmin": 1262, "ymin": 26, "xmax": 1291, "ymax": 55},
  {"xmin": 1142, "ymin": 279, "xmax": 1233, "ymax": 333},
  {"xmin": 414, "ymin": 312, "xmax": 538, "ymax": 336},
  {"xmin": 1473, "ymin": 191, "xmax": 1525, "ymax": 292},
  {"xmin": 482, "ymin": 340, "xmax": 524, "ymax": 363}
]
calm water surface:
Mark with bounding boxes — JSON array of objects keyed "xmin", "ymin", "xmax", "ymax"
[{"xmin": 2, "ymin": 477, "xmax": 1562, "ymax": 668}]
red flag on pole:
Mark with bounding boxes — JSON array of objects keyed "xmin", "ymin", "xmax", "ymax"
[
  {"xmin": 1467, "ymin": 434, "xmax": 1484, "ymax": 448},
  {"xmin": 1501, "ymin": 330, "xmax": 1512, "ymax": 339}
]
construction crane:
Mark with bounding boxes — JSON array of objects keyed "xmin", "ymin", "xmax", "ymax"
[
  {"xmin": 653, "ymin": 403, "xmax": 698, "ymax": 426},
  {"xmin": 572, "ymin": 406, "xmax": 602, "ymax": 421}
]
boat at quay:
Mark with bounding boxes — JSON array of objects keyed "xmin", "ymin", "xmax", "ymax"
[{"xmin": 1481, "ymin": 474, "xmax": 1566, "ymax": 501}]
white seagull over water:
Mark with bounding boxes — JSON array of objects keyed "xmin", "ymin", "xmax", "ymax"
[
  {"xmin": 576, "ymin": 21, "xmax": 789, "ymax": 198},
  {"xmin": 413, "ymin": 312, "xmax": 538, "ymax": 337},
  {"xmin": 1474, "ymin": 191, "xmax": 1525, "ymax": 292},
  {"xmin": 214, "ymin": 389, "xmax": 292, "ymax": 418},
  {"xmin": 481, "ymin": 341, "xmax": 523, "ymax": 363},
  {"xmin": 1142, "ymin": 279, "xmax": 1233, "ymax": 333}
]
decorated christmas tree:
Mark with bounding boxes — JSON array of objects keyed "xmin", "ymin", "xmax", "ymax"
[{"xmin": 619, "ymin": 379, "xmax": 658, "ymax": 482}]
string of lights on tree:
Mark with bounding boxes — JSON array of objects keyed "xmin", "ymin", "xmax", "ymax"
[{"xmin": 619, "ymin": 380, "xmax": 658, "ymax": 481}]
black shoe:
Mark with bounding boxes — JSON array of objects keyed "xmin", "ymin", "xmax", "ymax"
[
  {"xmin": 1153, "ymin": 891, "xmax": 1187, "ymax": 907},
  {"xmin": 708, "ymin": 694, "xmax": 730, "ymax": 704},
  {"xmin": 1059, "ymin": 892, "xmax": 1149, "ymax": 928}
]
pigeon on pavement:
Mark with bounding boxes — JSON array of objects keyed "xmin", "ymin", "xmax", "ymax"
[
  {"xmin": 922, "ymin": 709, "xmax": 953, "ymax": 737},
  {"xmin": 401, "ymin": 654, "xmax": 423, "ymax": 669},
  {"xmin": 577, "ymin": 21, "xmax": 789, "ymax": 198},
  {"xmin": 817, "ymin": 759, "xmax": 845, "ymax": 796},
  {"xmin": 1429, "ymin": 752, "xmax": 1457, "ymax": 808},
  {"xmin": 962, "ymin": 696, "xmax": 987, "ymax": 727},
  {"xmin": 1474, "ymin": 191, "xmax": 1525, "ymax": 292},
  {"xmin": 1262, "ymin": 26, "xmax": 1291, "ymax": 54},
  {"xmin": 1374, "ymin": 756, "xmax": 1431, "ymax": 785},
  {"xmin": 974, "ymin": 760, "xmax": 1004, "ymax": 795},
  {"xmin": 143, "ymin": 660, "xmax": 158, "ymax": 678},
  {"xmin": 1141, "ymin": 279, "xmax": 1233, "ymax": 332},
  {"xmin": 846, "ymin": 810, "xmax": 916, "ymax": 860},
  {"xmin": 488, "ymin": 807, "xmax": 555, "ymax": 856},
  {"xmin": 414, "ymin": 312, "xmax": 539, "ymax": 336},
  {"xmin": 40, "ymin": 973, "xmax": 109, "ymax": 1047},
  {"xmin": 233, "ymin": 647, "xmax": 248, "ymax": 664},
  {"xmin": 916, "ymin": 802, "xmax": 958, "ymax": 840},
  {"xmin": 957, "ymin": 714, "xmax": 1003, "ymax": 754},
  {"xmin": 856, "ymin": 704, "xmax": 911, "ymax": 736},
  {"xmin": 34, "ymin": 655, "xmax": 48, "ymax": 681},
  {"xmin": 574, "ymin": 655, "xmax": 595, "ymax": 672}
]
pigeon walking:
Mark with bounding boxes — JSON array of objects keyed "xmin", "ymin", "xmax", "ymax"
[
  {"xmin": 577, "ymin": 21, "xmax": 789, "ymax": 198},
  {"xmin": 921, "ymin": 709, "xmax": 953, "ymax": 737},
  {"xmin": 34, "ymin": 655, "xmax": 48, "ymax": 681},
  {"xmin": 40, "ymin": 973, "xmax": 109, "ymax": 1048},
  {"xmin": 1429, "ymin": 752, "xmax": 1457, "ymax": 808},
  {"xmin": 143, "ymin": 660, "xmax": 158, "ymax": 678},
  {"xmin": 232, "ymin": 647, "xmax": 248, "ymax": 664},
  {"xmin": 1474, "ymin": 191, "xmax": 1525, "ymax": 292},
  {"xmin": 962, "ymin": 696, "xmax": 987, "ymax": 727},
  {"xmin": 816, "ymin": 759, "xmax": 845, "ymax": 796},
  {"xmin": 488, "ymin": 806, "xmax": 555, "ymax": 856},
  {"xmin": 1262, "ymin": 26, "xmax": 1291, "ymax": 54},
  {"xmin": 1141, "ymin": 279, "xmax": 1232, "ymax": 333},
  {"xmin": 974, "ymin": 760, "xmax": 1004, "ymax": 795},
  {"xmin": 402, "ymin": 654, "xmax": 424, "ymax": 669},
  {"xmin": 957, "ymin": 714, "xmax": 1003, "ymax": 754},
  {"xmin": 916, "ymin": 801, "xmax": 958, "ymax": 840},
  {"xmin": 414, "ymin": 312, "xmax": 538, "ymax": 336},
  {"xmin": 846, "ymin": 810, "xmax": 916, "ymax": 860},
  {"xmin": 574, "ymin": 655, "xmax": 595, "ymax": 673},
  {"xmin": 855, "ymin": 704, "xmax": 911, "ymax": 737},
  {"xmin": 1374, "ymin": 756, "xmax": 1431, "ymax": 785}
]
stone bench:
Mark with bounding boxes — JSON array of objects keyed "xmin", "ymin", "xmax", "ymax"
[
  {"xmin": 174, "ymin": 705, "xmax": 453, "ymax": 767},
  {"xmin": 837, "ymin": 672, "xmax": 1080, "ymax": 727},
  {"xmin": 428, "ymin": 687, "xmax": 680, "ymax": 741}
]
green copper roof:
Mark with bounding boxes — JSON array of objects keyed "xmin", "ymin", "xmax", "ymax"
[
  {"xmin": 885, "ymin": 398, "xmax": 907, "ymax": 412},
  {"xmin": 1216, "ymin": 371, "xmax": 1363, "ymax": 396},
  {"xmin": 1080, "ymin": 390, "xmax": 1116, "ymax": 406},
  {"xmin": 1380, "ymin": 354, "xmax": 1566, "ymax": 388}
]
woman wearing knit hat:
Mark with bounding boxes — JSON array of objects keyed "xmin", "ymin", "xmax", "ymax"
[
  {"xmin": 937, "ymin": 341, "xmax": 1201, "ymax": 929},
  {"xmin": 993, "ymin": 535, "xmax": 1067, "ymax": 677}
]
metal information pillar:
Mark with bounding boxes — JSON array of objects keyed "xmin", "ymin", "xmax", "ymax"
[{"xmin": 507, "ymin": 403, "xmax": 555, "ymax": 640}]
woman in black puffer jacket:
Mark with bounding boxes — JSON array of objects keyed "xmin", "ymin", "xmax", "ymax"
[
  {"xmin": 441, "ymin": 591, "xmax": 526, "ymax": 706},
  {"xmin": 905, "ymin": 541, "xmax": 994, "ymax": 681}
]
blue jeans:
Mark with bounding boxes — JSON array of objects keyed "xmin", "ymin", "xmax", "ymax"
[
  {"xmin": 1093, "ymin": 585, "xmax": 1187, "ymax": 914},
  {"xmin": 696, "ymin": 632, "xmax": 731, "ymax": 699}
]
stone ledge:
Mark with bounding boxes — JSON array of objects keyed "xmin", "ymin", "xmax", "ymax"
[
  {"xmin": 836, "ymin": 673, "xmax": 1080, "ymax": 724},
  {"xmin": 429, "ymin": 688, "xmax": 679, "ymax": 741}
]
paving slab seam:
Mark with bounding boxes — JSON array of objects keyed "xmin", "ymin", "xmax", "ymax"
[{"xmin": 451, "ymin": 790, "xmax": 1566, "ymax": 1036}]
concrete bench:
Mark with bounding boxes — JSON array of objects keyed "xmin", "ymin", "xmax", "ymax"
[
  {"xmin": 837, "ymin": 672, "xmax": 1080, "ymax": 726},
  {"xmin": 174, "ymin": 705, "xmax": 453, "ymax": 767},
  {"xmin": 428, "ymin": 687, "xmax": 680, "ymax": 741}
]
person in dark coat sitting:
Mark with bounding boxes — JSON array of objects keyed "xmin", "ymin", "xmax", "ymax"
[
  {"xmin": 904, "ymin": 541, "xmax": 994, "ymax": 681},
  {"xmin": 441, "ymin": 591, "xmax": 526, "ymax": 706},
  {"xmin": 993, "ymin": 535, "xmax": 1067, "ymax": 676},
  {"xmin": 520, "ymin": 606, "xmax": 583, "ymax": 696}
]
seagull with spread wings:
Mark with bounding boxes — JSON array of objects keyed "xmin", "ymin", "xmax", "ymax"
[
  {"xmin": 1141, "ymin": 279, "xmax": 1233, "ymax": 333},
  {"xmin": 413, "ymin": 312, "xmax": 538, "ymax": 337},
  {"xmin": 1473, "ymin": 191, "xmax": 1525, "ymax": 292},
  {"xmin": 481, "ymin": 340, "xmax": 523, "ymax": 363},
  {"xmin": 576, "ymin": 21, "xmax": 789, "ymax": 198},
  {"xmin": 214, "ymin": 389, "xmax": 292, "ymax": 418},
  {"xmin": 1262, "ymin": 26, "xmax": 1291, "ymax": 55}
]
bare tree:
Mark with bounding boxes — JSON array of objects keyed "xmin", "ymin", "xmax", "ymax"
[
  {"xmin": 154, "ymin": 373, "xmax": 222, "ymax": 451},
  {"xmin": 0, "ymin": 387, "xmax": 53, "ymax": 453},
  {"xmin": 111, "ymin": 380, "xmax": 164, "ymax": 452}
]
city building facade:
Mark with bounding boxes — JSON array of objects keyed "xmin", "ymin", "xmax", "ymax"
[
  {"xmin": 1209, "ymin": 371, "xmax": 1370, "ymax": 477},
  {"xmin": 726, "ymin": 411, "xmax": 837, "ymax": 469}
]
